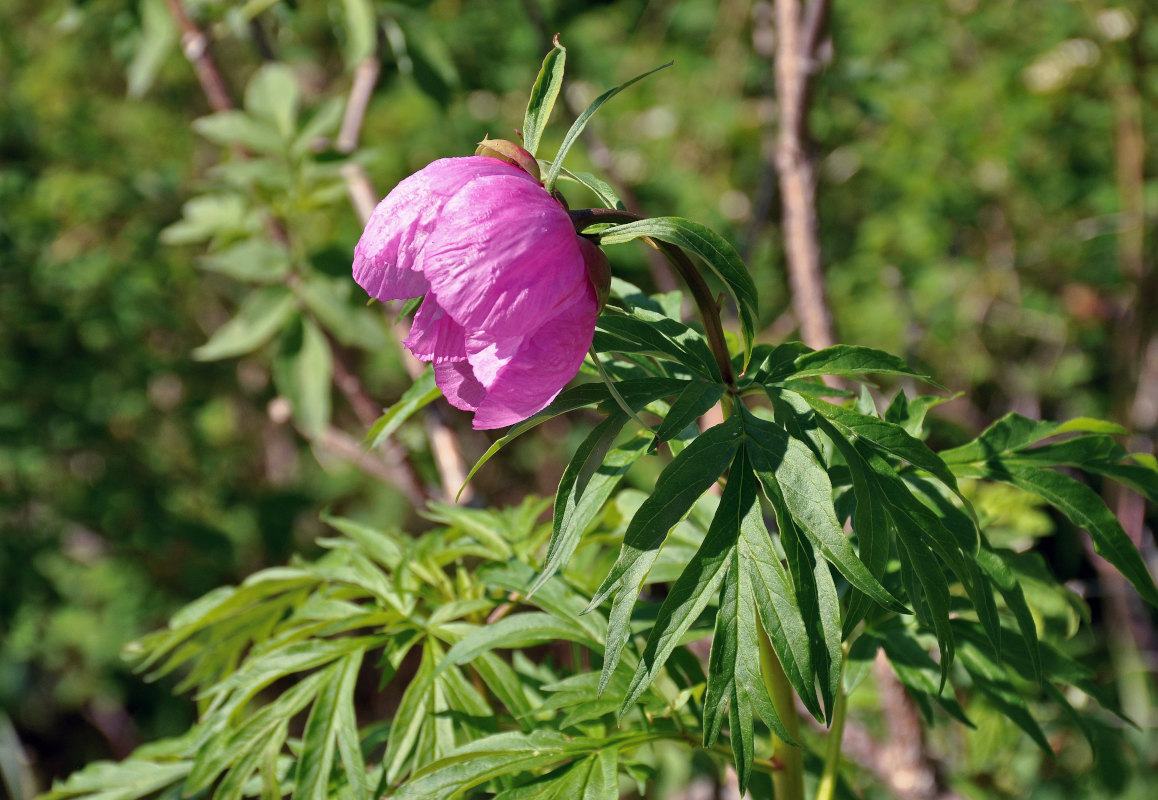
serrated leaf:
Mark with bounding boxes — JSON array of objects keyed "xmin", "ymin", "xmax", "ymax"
[
  {"xmin": 193, "ymin": 287, "xmax": 297, "ymax": 361},
  {"xmin": 796, "ymin": 393, "xmax": 974, "ymax": 540},
  {"xmin": 543, "ymin": 60, "xmax": 672, "ymax": 192},
  {"xmin": 521, "ymin": 37, "xmax": 566, "ymax": 157},
  {"xmin": 556, "ymin": 167, "xmax": 623, "ymax": 210},
  {"xmin": 743, "ymin": 410, "xmax": 906, "ymax": 615},
  {"xmin": 595, "ymin": 309, "xmax": 720, "ymax": 380},
  {"xmin": 590, "ymin": 417, "xmax": 742, "ymax": 691},
  {"xmin": 598, "ymin": 217, "xmax": 758, "ymax": 368},
  {"xmin": 365, "ymin": 366, "xmax": 440, "ymax": 449}
]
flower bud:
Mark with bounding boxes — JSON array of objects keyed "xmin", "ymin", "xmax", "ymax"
[
  {"xmin": 580, "ymin": 238, "xmax": 611, "ymax": 311},
  {"xmin": 474, "ymin": 137, "xmax": 541, "ymax": 182}
]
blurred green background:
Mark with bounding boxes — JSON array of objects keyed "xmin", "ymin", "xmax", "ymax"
[{"xmin": 1, "ymin": 0, "xmax": 1155, "ymax": 796}]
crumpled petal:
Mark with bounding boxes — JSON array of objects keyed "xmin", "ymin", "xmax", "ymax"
[
  {"xmin": 353, "ymin": 157, "xmax": 529, "ymax": 302},
  {"xmin": 403, "ymin": 298, "xmax": 469, "ymax": 362},
  {"xmin": 434, "ymin": 361, "xmax": 487, "ymax": 412},
  {"xmin": 423, "ymin": 173, "xmax": 589, "ymax": 339},
  {"xmin": 469, "ymin": 286, "xmax": 598, "ymax": 429}
]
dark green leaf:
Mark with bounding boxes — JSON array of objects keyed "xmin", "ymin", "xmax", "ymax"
[
  {"xmin": 598, "ymin": 217, "xmax": 758, "ymax": 367},
  {"xmin": 786, "ymin": 345, "xmax": 930, "ymax": 383},
  {"xmin": 653, "ymin": 382, "xmax": 726, "ymax": 444}
]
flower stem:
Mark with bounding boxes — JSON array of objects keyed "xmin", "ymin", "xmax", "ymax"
[
  {"xmin": 758, "ymin": 625, "xmax": 804, "ymax": 800},
  {"xmin": 571, "ymin": 208, "xmax": 737, "ymax": 389},
  {"xmin": 815, "ymin": 664, "xmax": 847, "ymax": 800}
]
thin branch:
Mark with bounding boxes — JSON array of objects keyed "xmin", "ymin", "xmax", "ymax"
[
  {"xmin": 774, "ymin": 0, "xmax": 834, "ymax": 350},
  {"xmin": 162, "ymin": 0, "xmax": 232, "ymax": 113}
]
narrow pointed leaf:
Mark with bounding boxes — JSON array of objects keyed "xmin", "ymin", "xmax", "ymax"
[
  {"xmin": 521, "ymin": 37, "xmax": 566, "ymax": 157},
  {"xmin": 599, "ymin": 217, "xmax": 758, "ymax": 367},
  {"xmin": 743, "ymin": 411, "xmax": 906, "ymax": 614},
  {"xmin": 365, "ymin": 366, "xmax": 440, "ymax": 449},
  {"xmin": 653, "ymin": 381, "xmax": 726, "ymax": 444},
  {"xmin": 620, "ymin": 450, "xmax": 752, "ymax": 712},
  {"xmin": 543, "ymin": 60, "xmax": 672, "ymax": 192},
  {"xmin": 785, "ymin": 345, "xmax": 930, "ymax": 382}
]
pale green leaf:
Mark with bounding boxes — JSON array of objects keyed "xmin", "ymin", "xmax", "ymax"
[{"xmin": 192, "ymin": 287, "xmax": 297, "ymax": 362}]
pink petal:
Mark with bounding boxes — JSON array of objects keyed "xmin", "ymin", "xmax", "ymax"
[
  {"xmin": 470, "ymin": 287, "xmax": 598, "ymax": 429},
  {"xmin": 423, "ymin": 174, "xmax": 589, "ymax": 340},
  {"xmin": 353, "ymin": 157, "xmax": 530, "ymax": 302},
  {"xmin": 434, "ymin": 361, "xmax": 487, "ymax": 412},
  {"xmin": 403, "ymin": 298, "xmax": 470, "ymax": 363}
]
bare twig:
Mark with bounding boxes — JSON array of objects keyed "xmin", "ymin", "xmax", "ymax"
[
  {"xmin": 774, "ymin": 0, "xmax": 834, "ymax": 351},
  {"xmin": 162, "ymin": 0, "xmax": 232, "ymax": 113}
]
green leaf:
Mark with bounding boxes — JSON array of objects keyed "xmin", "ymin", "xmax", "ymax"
[
  {"xmin": 703, "ymin": 535, "xmax": 792, "ymax": 792},
  {"xmin": 383, "ymin": 644, "xmax": 436, "ymax": 784},
  {"xmin": 1002, "ymin": 464, "xmax": 1158, "ymax": 608},
  {"xmin": 193, "ymin": 111, "xmax": 285, "ymax": 155},
  {"xmin": 393, "ymin": 731, "xmax": 615, "ymax": 800},
  {"xmin": 621, "ymin": 448, "xmax": 752, "ymax": 713},
  {"xmin": 595, "ymin": 309, "xmax": 720, "ymax": 380},
  {"xmin": 43, "ymin": 758, "xmax": 192, "ymax": 800},
  {"xmin": 521, "ymin": 37, "xmax": 566, "ymax": 157},
  {"xmin": 199, "ymin": 238, "xmax": 291, "ymax": 283},
  {"xmin": 365, "ymin": 366, "xmax": 440, "ymax": 449},
  {"xmin": 542, "ymin": 60, "xmax": 672, "ymax": 192},
  {"xmin": 556, "ymin": 168, "xmax": 624, "ymax": 210},
  {"xmin": 245, "ymin": 64, "xmax": 300, "ymax": 139},
  {"xmin": 126, "ymin": 0, "xmax": 177, "ymax": 98},
  {"xmin": 192, "ymin": 287, "xmax": 297, "ymax": 361},
  {"xmin": 598, "ymin": 217, "xmax": 758, "ymax": 368},
  {"xmin": 743, "ymin": 410, "xmax": 905, "ymax": 614},
  {"xmin": 940, "ymin": 412, "xmax": 1127, "ymax": 465},
  {"xmin": 796, "ymin": 393, "xmax": 973, "ymax": 538},
  {"xmin": 739, "ymin": 497, "xmax": 819, "ymax": 720},
  {"xmin": 273, "ymin": 317, "xmax": 333, "ymax": 437},
  {"xmin": 340, "ymin": 0, "xmax": 378, "ymax": 67},
  {"xmin": 292, "ymin": 651, "xmax": 364, "ymax": 800},
  {"xmin": 653, "ymin": 382, "xmax": 726, "ymax": 444},
  {"xmin": 588, "ymin": 416, "xmax": 743, "ymax": 691},
  {"xmin": 536, "ymin": 417, "xmax": 645, "ymax": 594},
  {"xmin": 460, "ymin": 378, "xmax": 687, "ymax": 490},
  {"xmin": 438, "ymin": 613, "xmax": 600, "ymax": 676},
  {"xmin": 956, "ymin": 638, "xmax": 1052, "ymax": 755},
  {"xmin": 297, "ymin": 275, "xmax": 389, "ymax": 350},
  {"xmin": 783, "ymin": 345, "xmax": 930, "ymax": 383}
]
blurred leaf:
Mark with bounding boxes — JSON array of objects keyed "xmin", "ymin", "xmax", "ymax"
[
  {"xmin": 245, "ymin": 64, "xmax": 300, "ymax": 140},
  {"xmin": 340, "ymin": 0, "xmax": 377, "ymax": 67},
  {"xmin": 193, "ymin": 287, "xmax": 297, "ymax": 361},
  {"xmin": 199, "ymin": 239, "xmax": 291, "ymax": 284},
  {"xmin": 193, "ymin": 111, "xmax": 285, "ymax": 155},
  {"xmin": 126, "ymin": 0, "xmax": 177, "ymax": 99},
  {"xmin": 274, "ymin": 316, "xmax": 333, "ymax": 439}
]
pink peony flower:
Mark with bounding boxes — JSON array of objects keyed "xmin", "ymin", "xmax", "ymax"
[{"xmin": 353, "ymin": 155, "xmax": 605, "ymax": 429}]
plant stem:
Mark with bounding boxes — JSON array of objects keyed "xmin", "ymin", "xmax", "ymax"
[
  {"xmin": 758, "ymin": 625, "xmax": 804, "ymax": 800},
  {"xmin": 815, "ymin": 665, "xmax": 847, "ymax": 800},
  {"xmin": 570, "ymin": 208, "xmax": 737, "ymax": 389}
]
